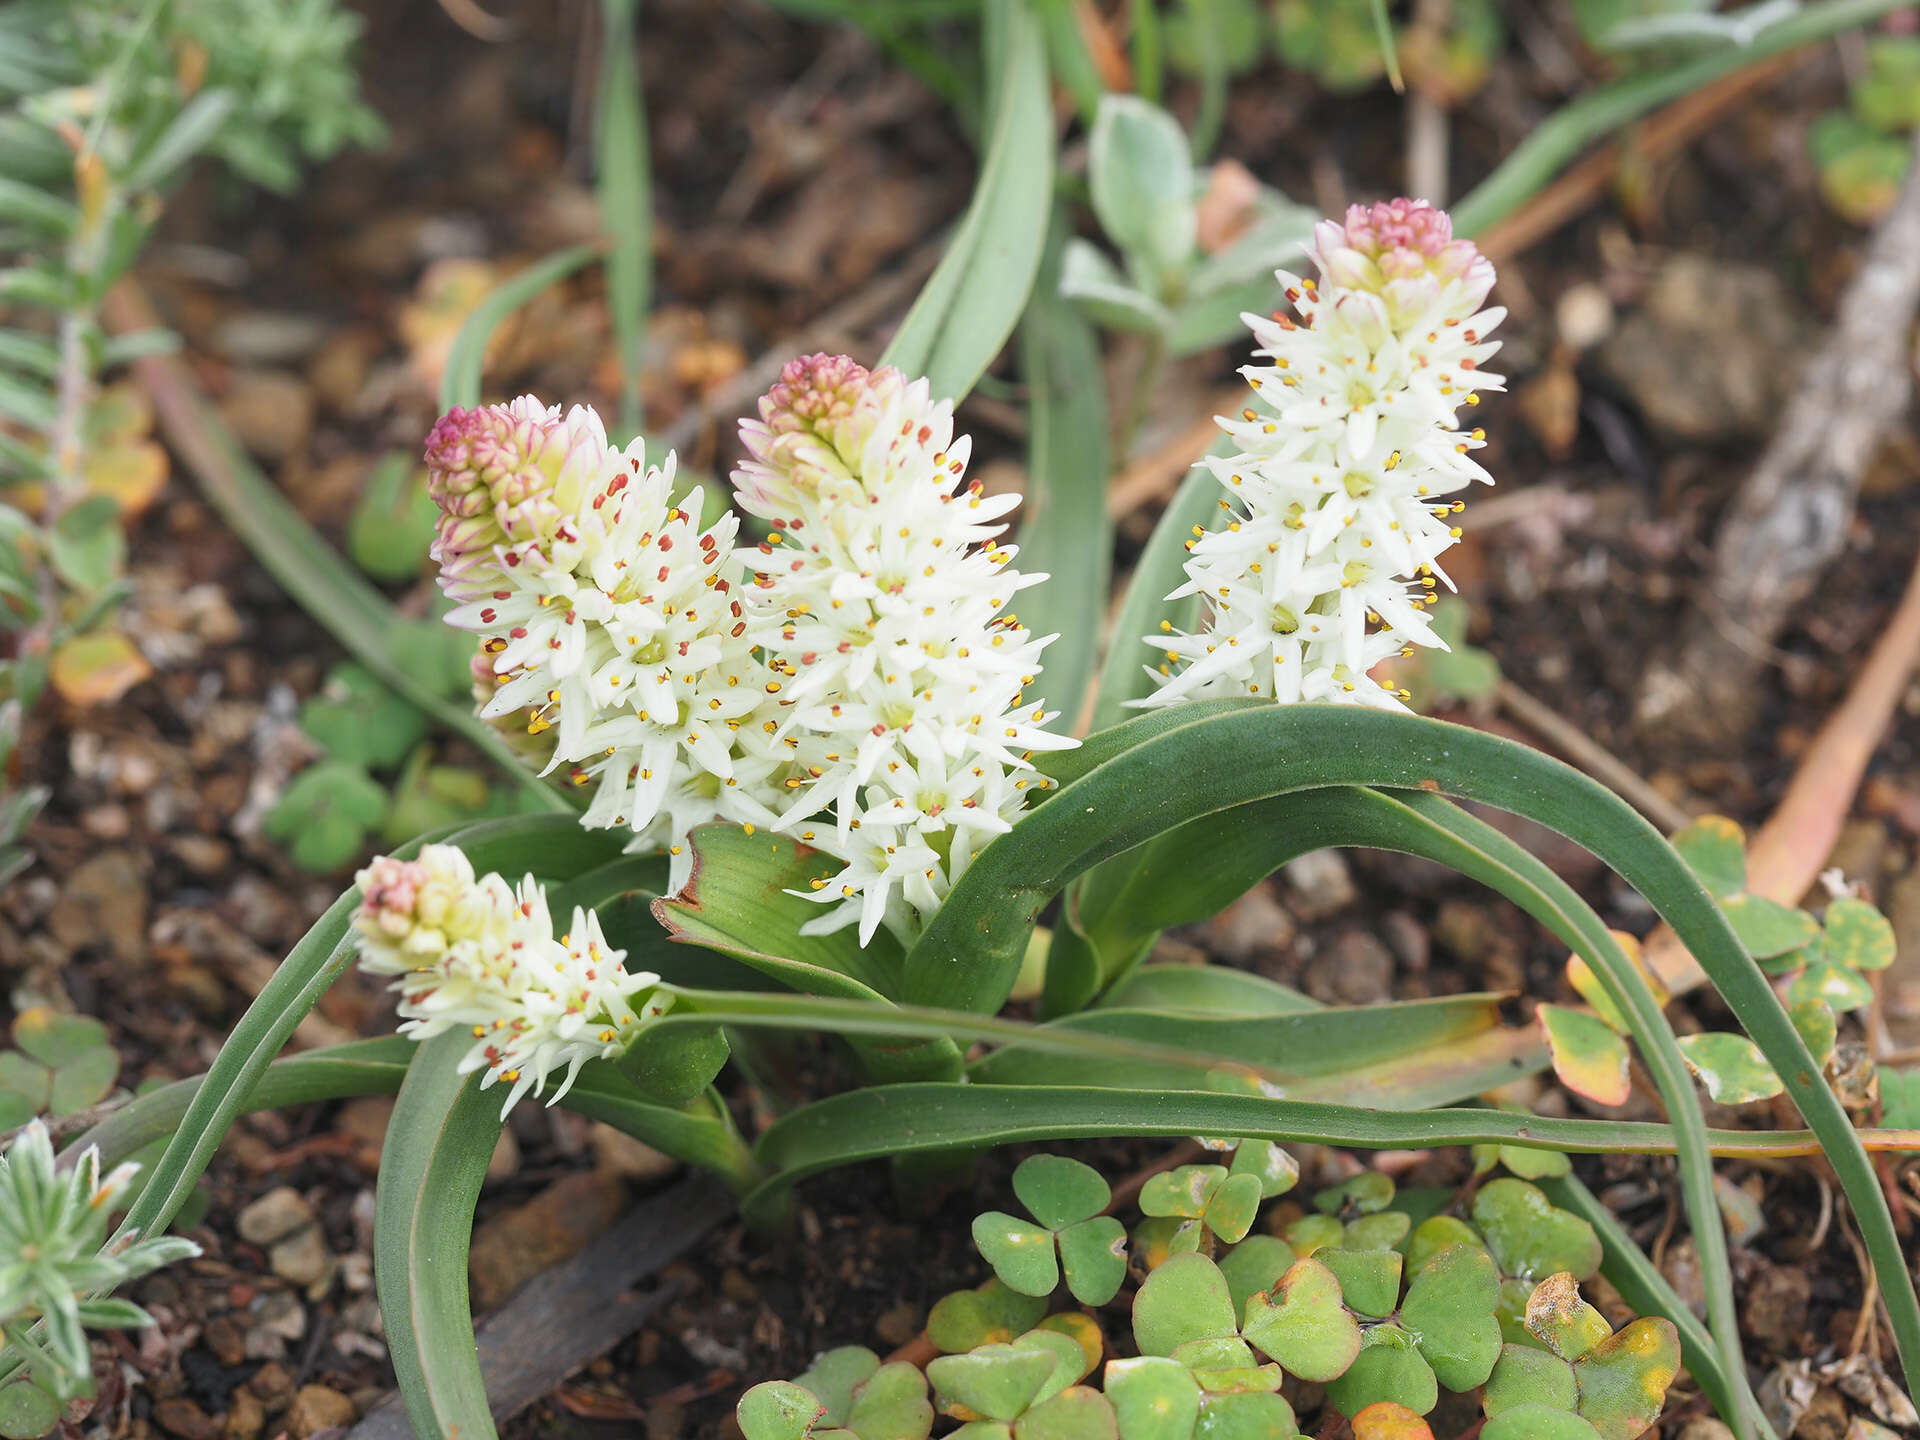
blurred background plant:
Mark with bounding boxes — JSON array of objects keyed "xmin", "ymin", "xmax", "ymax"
[{"xmin": 0, "ymin": 0, "xmax": 382, "ymax": 722}]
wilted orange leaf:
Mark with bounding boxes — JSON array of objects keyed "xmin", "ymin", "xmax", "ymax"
[
  {"xmin": 1351, "ymin": 1401, "xmax": 1436, "ymax": 1439},
  {"xmin": 51, "ymin": 630, "xmax": 151, "ymax": 706},
  {"xmin": 85, "ymin": 439, "xmax": 168, "ymax": 515}
]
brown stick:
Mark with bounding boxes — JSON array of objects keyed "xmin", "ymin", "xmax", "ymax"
[
  {"xmin": 1475, "ymin": 49, "xmax": 1805, "ymax": 263},
  {"xmin": 1635, "ymin": 145, "xmax": 1920, "ymax": 744}
]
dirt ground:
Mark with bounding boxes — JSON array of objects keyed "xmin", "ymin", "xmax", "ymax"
[{"xmin": 7, "ymin": 2, "xmax": 1920, "ymax": 1438}]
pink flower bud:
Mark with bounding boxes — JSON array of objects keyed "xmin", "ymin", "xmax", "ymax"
[
  {"xmin": 424, "ymin": 397, "xmax": 611, "ymax": 600},
  {"xmin": 1309, "ymin": 198, "xmax": 1493, "ymax": 323},
  {"xmin": 735, "ymin": 353, "xmax": 905, "ymax": 508}
]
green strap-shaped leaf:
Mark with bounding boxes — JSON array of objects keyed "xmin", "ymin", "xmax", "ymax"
[
  {"xmin": 65, "ymin": 1032, "xmax": 752, "ymax": 1193},
  {"xmin": 880, "ymin": 0, "xmax": 1052, "ymax": 402},
  {"xmin": 375, "ymin": 1029, "xmax": 504, "ymax": 1440},
  {"xmin": 1014, "ymin": 209, "xmax": 1113, "ymax": 733},
  {"xmin": 594, "ymin": 0, "xmax": 650, "ymax": 438},
  {"xmin": 653, "ymin": 827, "xmax": 964, "ymax": 1082},
  {"xmin": 1086, "ymin": 454, "xmax": 1225, "ymax": 733},
  {"xmin": 440, "ymin": 245, "xmax": 599, "ymax": 413}
]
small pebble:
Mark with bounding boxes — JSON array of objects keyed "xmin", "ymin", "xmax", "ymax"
[
  {"xmin": 237, "ymin": 1187, "xmax": 314, "ymax": 1247},
  {"xmin": 269, "ymin": 1224, "xmax": 335, "ymax": 1292},
  {"xmin": 223, "ymin": 1388, "xmax": 266, "ymax": 1440},
  {"xmin": 154, "ymin": 1398, "xmax": 221, "ymax": 1440},
  {"xmin": 1280, "ymin": 850, "xmax": 1357, "ymax": 922},
  {"xmin": 284, "ymin": 1384, "xmax": 357, "ymax": 1438}
]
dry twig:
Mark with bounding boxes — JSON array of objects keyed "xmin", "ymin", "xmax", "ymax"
[{"xmin": 1636, "ymin": 147, "xmax": 1920, "ymax": 742}]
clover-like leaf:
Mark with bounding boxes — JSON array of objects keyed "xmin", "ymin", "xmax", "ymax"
[
  {"xmin": 7, "ymin": 1008, "xmax": 118, "ymax": 1118},
  {"xmin": 1483, "ymin": 1343, "xmax": 1578, "ymax": 1417},
  {"xmin": 928, "ymin": 1281, "xmax": 1049, "ymax": 1354},
  {"xmin": 1790, "ymin": 998, "xmax": 1838, "ymax": 1069},
  {"xmin": 1133, "ymin": 1216, "xmax": 1202, "ymax": 1271},
  {"xmin": 1720, "ymin": 894, "xmax": 1820, "ymax": 960},
  {"xmin": 975, "ymin": 1212, "xmax": 1062, "ymax": 1298},
  {"xmin": 796, "ymin": 1348, "xmax": 881, "ymax": 1427},
  {"xmin": 300, "ymin": 662, "xmax": 430, "ymax": 771},
  {"xmin": 1143, "ymin": 1166, "xmax": 1224, "ymax": 1221},
  {"xmin": 1014, "ymin": 1329, "xmax": 1093, "ymax": 1407},
  {"xmin": 1521, "ymin": 1274, "xmax": 1611, "ymax": 1363},
  {"xmin": 1822, "ymin": 895, "xmax": 1896, "ymax": 971},
  {"xmin": 1404, "ymin": 1217, "xmax": 1482, "ymax": 1275},
  {"xmin": 928, "ymin": 1347, "xmax": 1060, "ymax": 1424},
  {"xmin": 1788, "ymin": 960, "xmax": 1874, "ymax": 1013},
  {"xmin": 1538, "ymin": 1005, "xmax": 1631, "ymax": 1107},
  {"xmin": 1480, "ymin": 1404, "xmax": 1600, "ymax": 1440},
  {"xmin": 1315, "ymin": 1248, "xmax": 1402, "ymax": 1321},
  {"xmin": 0, "ymin": 1379, "xmax": 59, "ymax": 1440},
  {"xmin": 1400, "ymin": 1243, "xmax": 1501, "ymax": 1391},
  {"xmin": 1342, "ymin": 1211, "xmax": 1412, "ymax": 1251},
  {"xmin": 1324, "ymin": 1327, "xmax": 1437, "ymax": 1419},
  {"xmin": 1472, "ymin": 1142, "xmax": 1571, "ymax": 1183},
  {"xmin": 1206, "ymin": 1174, "xmax": 1262, "ymax": 1244},
  {"xmin": 1670, "ymin": 815, "xmax": 1746, "ymax": 899},
  {"xmin": 1035, "ymin": 1315, "xmax": 1105, "ymax": 1379},
  {"xmin": 1014, "ymin": 1155, "xmax": 1110, "ymax": 1230},
  {"xmin": 1014, "ymin": 1387, "xmax": 1118, "ymax": 1440},
  {"xmin": 740, "ymin": 1382, "xmax": 828, "ymax": 1440},
  {"xmin": 263, "ymin": 760, "xmax": 390, "ymax": 873},
  {"xmin": 1104, "ymin": 1358, "xmax": 1199, "ymax": 1440},
  {"xmin": 1218, "ymin": 1236, "xmax": 1295, "ymax": 1317},
  {"xmin": 1567, "ymin": 1317, "xmax": 1679, "ymax": 1440},
  {"xmin": 1350, "ymin": 1401, "xmax": 1436, "ymax": 1440},
  {"xmin": 1281, "ymin": 1214, "xmax": 1343, "ymax": 1256},
  {"xmin": 347, "ymin": 453, "xmax": 440, "ymax": 582},
  {"xmin": 1228, "ymin": 1142, "xmax": 1298, "ymax": 1200},
  {"xmin": 1241, "ymin": 1257, "xmax": 1361, "ymax": 1382},
  {"xmin": 1314, "ymin": 1173, "xmax": 1394, "ymax": 1216},
  {"xmin": 1192, "ymin": 1390, "xmax": 1299, "ymax": 1440},
  {"xmin": 1133, "ymin": 1253, "xmax": 1237, "ymax": 1357},
  {"xmin": 1169, "ymin": 1338, "xmax": 1255, "ymax": 1375},
  {"xmin": 844, "ymin": 1363, "xmax": 933, "ymax": 1440},
  {"xmin": 1471, "ymin": 1181, "xmax": 1602, "ymax": 1285},
  {"xmin": 1057, "ymin": 1217, "xmax": 1128, "ymax": 1306},
  {"xmin": 1676, "ymin": 1032, "xmax": 1783, "ymax": 1105},
  {"xmin": 1494, "ymin": 1278, "xmax": 1537, "ymax": 1349}
]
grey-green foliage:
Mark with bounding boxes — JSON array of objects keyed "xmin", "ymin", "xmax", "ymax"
[
  {"xmin": 737, "ymin": 1156, "xmax": 1683, "ymax": 1440},
  {"xmin": 1061, "ymin": 95, "xmax": 1316, "ymax": 359},
  {"xmin": 0, "ymin": 1121, "xmax": 199, "ymax": 1432},
  {"xmin": 0, "ymin": 0, "xmax": 382, "ymax": 725}
]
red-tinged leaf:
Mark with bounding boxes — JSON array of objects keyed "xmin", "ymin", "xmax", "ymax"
[
  {"xmin": 1351, "ymin": 1400, "xmax": 1435, "ymax": 1440},
  {"xmin": 1538, "ymin": 1006, "xmax": 1631, "ymax": 1107}
]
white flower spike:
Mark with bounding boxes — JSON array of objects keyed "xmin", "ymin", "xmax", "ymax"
[
  {"xmin": 1135, "ymin": 197, "xmax": 1503, "ymax": 711},
  {"xmin": 426, "ymin": 401, "xmax": 786, "ymax": 886},
  {"xmin": 731, "ymin": 354, "xmax": 1078, "ymax": 946},
  {"xmin": 353, "ymin": 846, "xmax": 668, "ymax": 1116}
]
